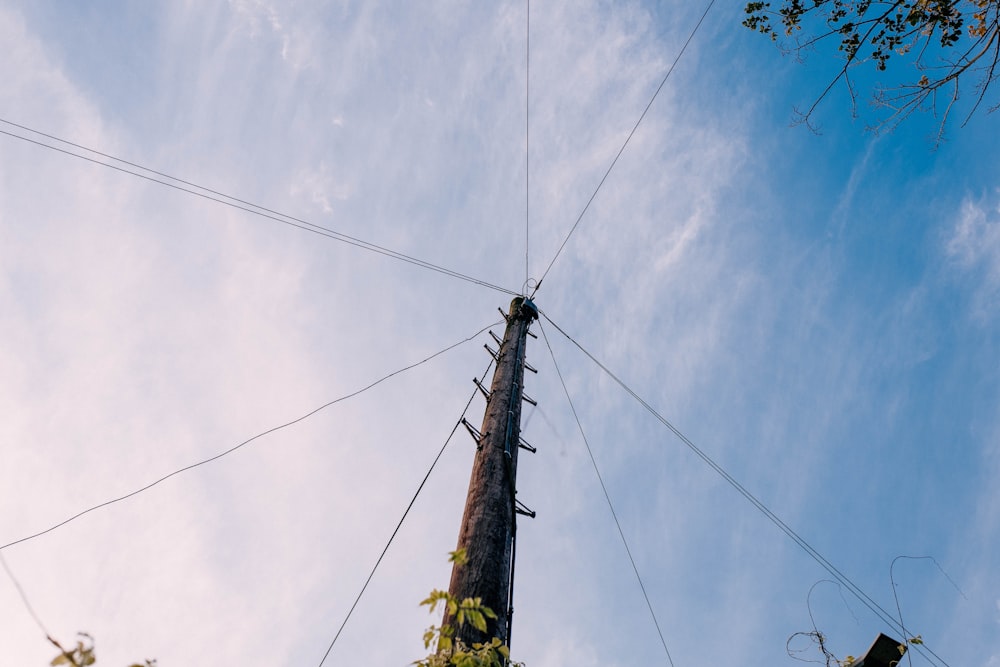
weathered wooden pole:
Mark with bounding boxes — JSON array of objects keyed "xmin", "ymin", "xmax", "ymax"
[{"xmin": 443, "ymin": 295, "xmax": 538, "ymax": 647}]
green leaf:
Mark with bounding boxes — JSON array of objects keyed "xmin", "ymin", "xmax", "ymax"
[{"xmin": 421, "ymin": 589, "xmax": 452, "ymax": 613}]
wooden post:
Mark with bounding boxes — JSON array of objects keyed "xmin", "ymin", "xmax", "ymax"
[{"xmin": 443, "ymin": 296, "xmax": 537, "ymax": 647}]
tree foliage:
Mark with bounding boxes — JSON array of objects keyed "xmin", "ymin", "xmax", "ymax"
[
  {"xmin": 414, "ymin": 550, "xmax": 524, "ymax": 667},
  {"xmin": 48, "ymin": 633, "xmax": 156, "ymax": 667},
  {"xmin": 744, "ymin": 0, "xmax": 1000, "ymax": 138}
]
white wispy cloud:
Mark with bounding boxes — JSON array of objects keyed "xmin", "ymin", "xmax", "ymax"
[{"xmin": 946, "ymin": 193, "xmax": 1000, "ymax": 319}]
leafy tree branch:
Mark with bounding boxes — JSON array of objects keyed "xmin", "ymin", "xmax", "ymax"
[
  {"xmin": 47, "ymin": 633, "xmax": 155, "ymax": 667},
  {"xmin": 414, "ymin": 550, "xmax": 523, "ymax": 667},
  {"xmin": 744, "ymin": 1, "xmax": 1000, "ymax": 140}
]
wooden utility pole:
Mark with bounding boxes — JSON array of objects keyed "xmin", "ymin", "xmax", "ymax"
[{"xmin": 443, "ymin": 295, "xmax": 538, "ymax": 648}]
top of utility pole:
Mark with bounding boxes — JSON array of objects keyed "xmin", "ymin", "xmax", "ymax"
[{"xmin": 511, "ymin": 296, "xmax": 538, "ymax": 321}]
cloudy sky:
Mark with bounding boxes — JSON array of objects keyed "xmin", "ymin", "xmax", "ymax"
[{"xmin": 1, "ymin": 1, "xmax": 998, "ymax": 666}]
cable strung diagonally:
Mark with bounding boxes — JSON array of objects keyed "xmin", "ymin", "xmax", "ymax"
[
  {"xmin": 530, "ymin": 0, "xmax": 717, "ymax": 297},
  {"xmin": 0, "ymin": 120, "xmax": 518, "ymax": 297},
  {"xmin": 0, "ymin": 322, "xmax": 501, "ymax": 555},
  {"xmin": 538, "ymin": 320, "xmax": 676, "ymax": 667},
  {"xmin": 539, "ymin": 310, "xmax": 950, "ymax": 667},
  {"xmin": 0, "ymin": 552, "xmax": 50, "ymax": 638},
  {"xmin": 889, "ymin": 556, "xmax": 961, "ymax": 667},
  {"xmin": 316, "ymin": 357, "xmax": 496, "ymax": 667}
]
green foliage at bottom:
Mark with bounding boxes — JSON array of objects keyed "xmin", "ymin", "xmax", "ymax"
[
  {"xmin": 48, "ymin": 633, "xmax": 156, "ymax": 667},
  {"xmin": 414, "ymin": 550, "xmax": 524, "ymax": 667}
]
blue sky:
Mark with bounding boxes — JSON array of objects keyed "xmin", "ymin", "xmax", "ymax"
[{"xmin": 1, "ymin": 1, "xmax": 997, "ymax": 666}]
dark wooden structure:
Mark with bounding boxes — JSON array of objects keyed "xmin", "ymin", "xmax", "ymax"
[{"xmin": 443, "ymin": 296, "xmax": 538, "ymax": 647}]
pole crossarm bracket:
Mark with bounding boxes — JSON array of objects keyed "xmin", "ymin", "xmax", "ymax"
[
  {"xmin": 473, "ymin": 377, "xmax": 492, "ymax": 401},
  {"xmin": 484, "ymin": 343, "xmax": 500, "ymax": 362},
  {"xmin": 518, "ymin": 436, "xmax": 536, "ymax": 454},
  {"xmin": 514, "ymin": 498, "xmax": 536, "ymax": 519},
  {"xmin": 461, "ymin": 418, "xmax": 486, "ymax": 450},
  {"xmin": 522, "ymin": 392, "xmax": 537, "ymax": 406},
  {"xmin": 523, "ymin": 360, "xmax": 537, "ymax": 373},
  {"xmin": 489, "ymin": 330, "xmax": 504, "ymax": 346}
]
